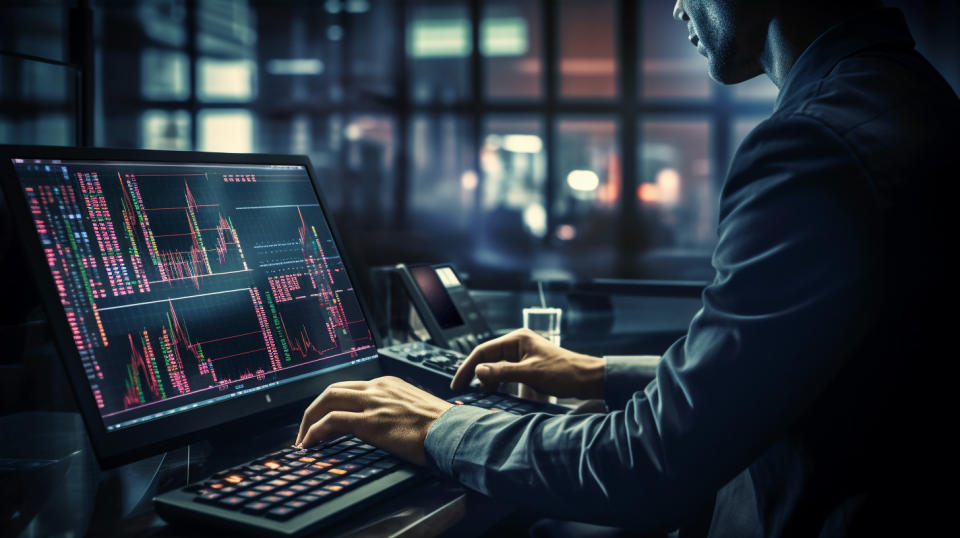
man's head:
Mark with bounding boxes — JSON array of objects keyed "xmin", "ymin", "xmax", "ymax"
[{"xmin": 674, "ymin": 0, "xmax": 885, "ymax": 85}]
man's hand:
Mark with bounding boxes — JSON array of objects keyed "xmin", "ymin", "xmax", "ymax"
[
  {"xmin": 295, "ymin": 376, "xmax": 453, "ymax": 465},
  {"xmin": 451, "ymin": 329, "xmax": 606, "ymax": 399}
]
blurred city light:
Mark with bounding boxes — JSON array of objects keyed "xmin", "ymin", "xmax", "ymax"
[
  {"xmin": 567, "ymin": 169, "xmax": 600, "ymax": 192},
  {"xmin": 656, "ymin": 167, "xmax": 680, "ymax": 205},
  {"xmin": 266, "ymin": 58, "xmax": 324, "ymax": 76},
  {"xmin": 461, "ymin": 170, "xmax": 479, "ymax": 190},
  {"xmin": 523, "ymin": 203, "xmax": 548, "ymax": 238},
  {"xmin": 502, "ymin": 134, "xmax": 542, "ymax": 153}
]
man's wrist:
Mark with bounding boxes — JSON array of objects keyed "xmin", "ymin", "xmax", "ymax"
[{"xmin": 576, "ymin": 354, "xmax": 607, "ymax": 400}]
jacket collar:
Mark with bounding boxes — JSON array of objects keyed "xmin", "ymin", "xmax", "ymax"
[{"xmin": 774, "ymin": 8, "xmax": 915, "ymax": 111}]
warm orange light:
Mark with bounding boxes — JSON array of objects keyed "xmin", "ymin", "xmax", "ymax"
[
  {"xmin": 556, "ymin": 224, "xmax": 577, "ymax": 241},
  {"xmin": 638, "ymin": 183, "xmax": 661, "ymax": 203},
  {"xmin": 264, "ymin": 461, "xmax": 281, "ymax": 469},
  {"xmin": 298, "ymin": 456, "xmax": 315, "ymax": 463},
  {"xmin": 656, "ymin": 168, "xmax": 680, "ymax": 204},
  {"xmin": 460, "ymin": 170, "xmax": 478, "ymax": 190},
  {"xmin": 329, "ymin": 468, "xmax": 348, "ymax": 475},
  {"xmin": 225, "ymin": 475, "xmax": 244, "ymax": 484}
]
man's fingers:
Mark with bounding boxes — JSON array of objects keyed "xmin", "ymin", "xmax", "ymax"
[
  {"xmin": 451, "ymin": 331, "xmax": 529, "ymax": 390},
  {"xmin": 299, "ymin": 411, "xmax": 364, "ymax": 448},
  {"xmin": 296, "ymin": 385, "xmax": 366, "ymax": 445},
  {"xmin": 475, "ymin": 361, "xmax": 532, "ymax": 389}
]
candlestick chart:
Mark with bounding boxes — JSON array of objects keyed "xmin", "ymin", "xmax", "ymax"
[{"xmin": 12, "ymin": 160, "xmax": 377, "ymax": 430}]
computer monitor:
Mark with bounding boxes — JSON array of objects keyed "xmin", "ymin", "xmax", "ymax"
[{"xmin": 0, "ymin": 146, "xmax": 382, "ymax": 468}]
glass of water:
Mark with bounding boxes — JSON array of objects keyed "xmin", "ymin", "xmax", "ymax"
[
  {"xmin": 519, "ymin": 307, "xmax": 562, "ymax": 403},
  {"xmin": 523, "ymin": 307, "xmax": 562, "ymax": 346}
]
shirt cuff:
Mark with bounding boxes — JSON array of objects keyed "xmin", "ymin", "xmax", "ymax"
[
  {"xmin": 423, "ymin": 404, "xmax": 490, "ymax": 476},
  {"xmin": 603, "ymin": 355, "xmax": 659, "ymax": 410}
]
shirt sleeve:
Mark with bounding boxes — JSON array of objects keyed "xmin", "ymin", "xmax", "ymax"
[{"xmin": 423, "ymin": 114, "xmax": 879, "ymax": 531}]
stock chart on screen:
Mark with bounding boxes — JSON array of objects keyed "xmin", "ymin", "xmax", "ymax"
[{"xmin": 10, "ymin": 158, "xmax": 377, "ymax": 431}]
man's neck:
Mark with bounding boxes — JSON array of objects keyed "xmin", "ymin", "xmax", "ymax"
[
  {"xmin": 758, "ymin": 3, "xmax": 882, "ymax": 89},
  {"xmin": 759, "ymin": 15, "xmax": 831, "ymax": 89}
]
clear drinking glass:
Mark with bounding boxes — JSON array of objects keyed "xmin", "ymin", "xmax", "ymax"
[{"xmin": 519, "ymin": 306, "xmax": 562, "ymax": 403}]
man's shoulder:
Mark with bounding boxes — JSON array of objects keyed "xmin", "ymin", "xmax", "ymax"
[
  {"xmin": 778, "ymin": 47, "xmax": 958, "ymax": 135},
  {"xmin": 748, "ymin": 49, "xmax": 959, "ymax": 207}
]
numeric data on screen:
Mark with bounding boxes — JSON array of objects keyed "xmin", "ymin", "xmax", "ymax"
[{"xmin": 12, "ymin": 160, "xmax": 376, "ymax": 430}]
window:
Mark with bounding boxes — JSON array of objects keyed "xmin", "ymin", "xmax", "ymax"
[
  {"xmin": 94, "ymin": 0, "xmax": 780, "ymax": 285},
  {"xmin": 641, "ymin": 0, "xmax": 712, "ymax": 99},
  {"xmin": 559, "ymin": 0, "xmax": 617, "ymax": 98},
  {"xmin": 483, "ymin": 0, "xmax": 542, "ymax": 99}
]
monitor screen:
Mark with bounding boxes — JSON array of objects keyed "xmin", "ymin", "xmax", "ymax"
[
  {"xmin": 409, "ymin": 264, "xmax": 464, "ymax": 330},
  {"xmin": 8, "ymin": 158, "xmax": 377, "ymax": 433}
]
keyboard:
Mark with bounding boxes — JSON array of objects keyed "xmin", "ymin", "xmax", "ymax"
[
  {"xmin": 379, "ymin": 342, "xmax": 470, "ymax": 398},
  {"xmin": 154, "ymin": 391, "xmax": 566, "ymax": 536}
]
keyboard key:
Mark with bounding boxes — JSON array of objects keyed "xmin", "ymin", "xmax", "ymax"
[
  {"xmin": 335, "ymin": 477, "xmax": 360, "ymax": 488},
  {"xmin": 298, "ymin": 494, "xmax": 320, "ymax": 505},
  {"xmin": 280, "ymin": 474, "xmax": 300, "ymax": 482},
  {"xmin": 311, "ymin": 488, "xmax": 335, "ymax": 499},
  {"xmin": 284, "ymin": 499, "xmax": 309, "ymax": 511},
  {"xmin": 196, "ymin": 492, "xmax": 222, "ymax": 503},
  {"xmin": 266, "ymin": 506, "xmax": 297, "ymax": 520},
  {"xmin": 301, "ymin": 478, "xmax": 324, "ymax": 488},
  {"xmin": 254, "ymin": 484, "xmax": 276, "ymax": 493},
  {"xmin": 289, "ymin": 484, "xmax": 309, "ymax": 492},
  {"xmin": 217, "ymin": 496, "xmax": 246, "ymax": 509},
  {"xmin": 327, "ymin": 468, "xmax": 348, "ymax": 476},
  {"xmin": 324, "ymin": 484, "xmax": 344, "ymax": 493},
  {"xmin": 262, "ymin": 460, "xmax": 283, "ymax": 470},
  {"xmin": 223, "ymin": 474, "xmax": 245, "ymax": 484},
  {"xmin": 242, "ymin": 501, "xmax": 273, "ymax": 515},
  {"xmin": 275, "ymin": 489, "xmax": 297, "ymax": 498},
  {"xmin": 294, "ymin": 468, "xmax": 319, "ymax": 477},
  {"xmin": 237, "ymin": 489, "xmax": 261, "ymax": 499},
  {"xmin": 350, "ymin": 469, "xmax": 376, "ymax": 480},
  {"xmin": 260, "ymin": 495, "xmax": 284, "ymax": 504}
]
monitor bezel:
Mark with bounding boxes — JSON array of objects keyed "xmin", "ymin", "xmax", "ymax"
[{"xmin": 0, "ymin": 145, "xmax": 384, "ymax": 469}]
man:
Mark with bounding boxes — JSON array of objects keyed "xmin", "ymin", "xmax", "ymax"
[{"xmin": 297, "ymin": 1, "xmax": 957, "ymax": 535}]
